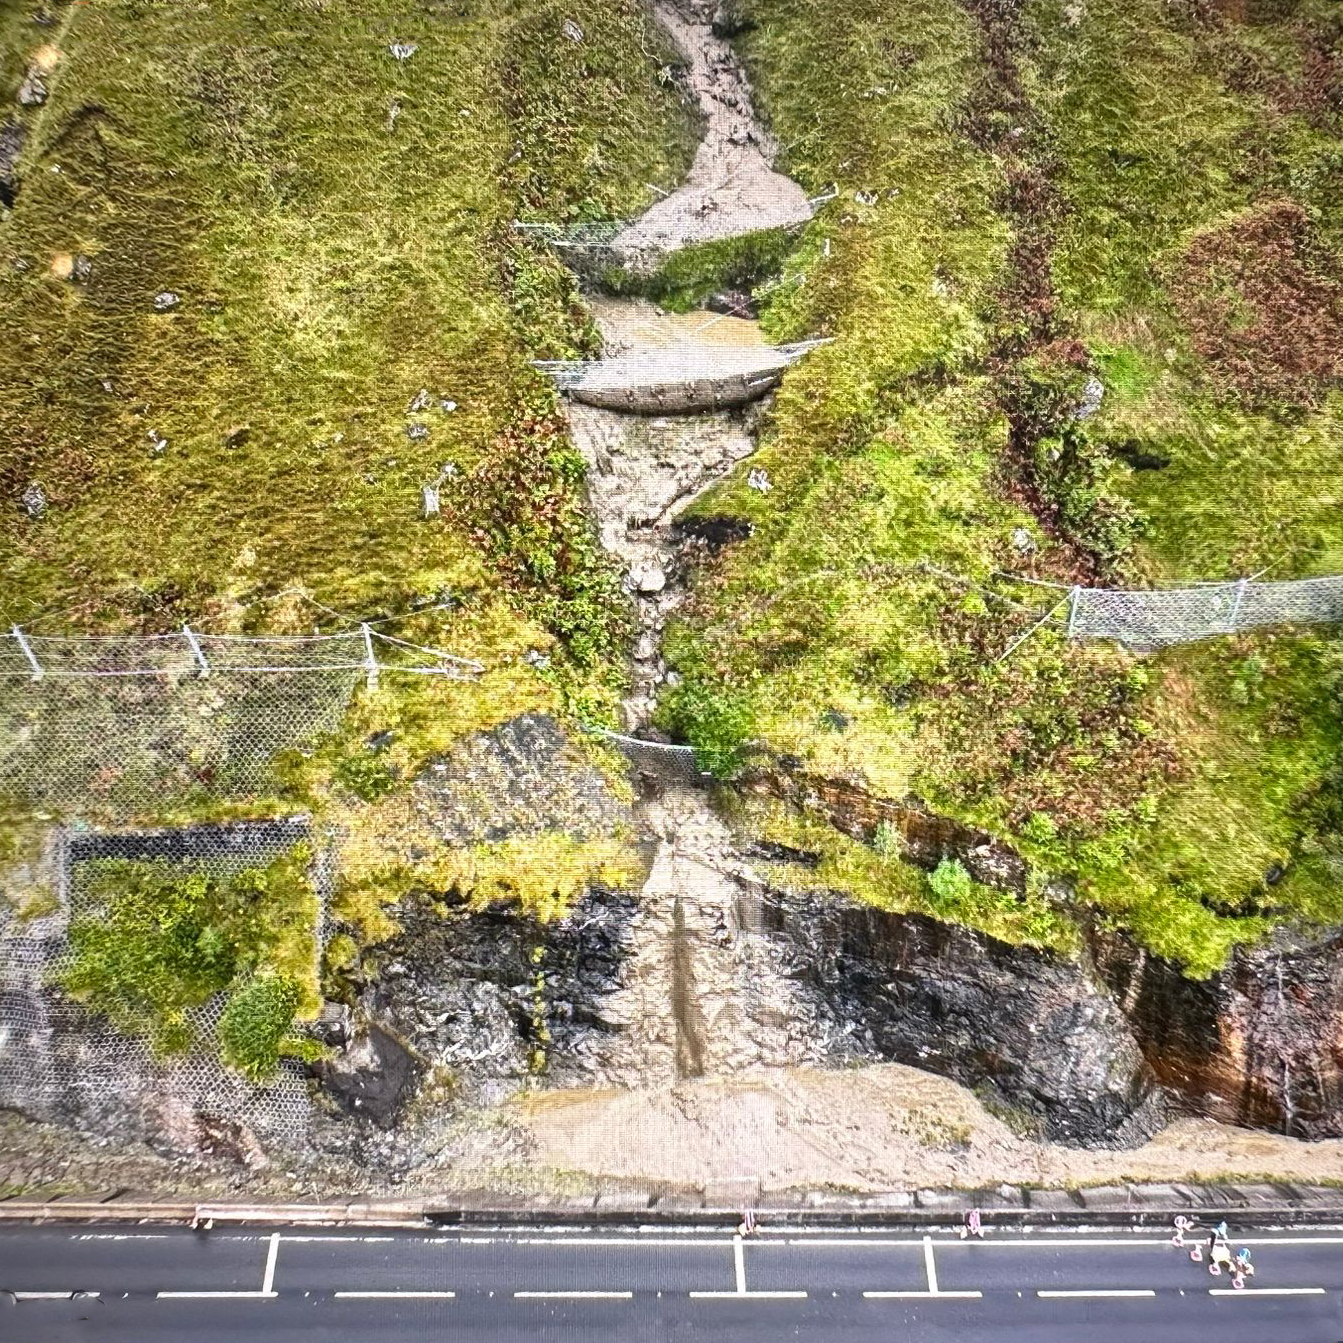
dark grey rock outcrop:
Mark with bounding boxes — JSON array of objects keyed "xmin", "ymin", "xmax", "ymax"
[
  {"xmin": 410, "ymin": 713, "xmax": 633, "ymax": 847},
  {"xmin": 762, "ymin": 890, "xmax": 1163, "ymax": 1146},
  {"xmin": 348, "ymin": 888, "xmax": 638, "ymax": 1106},
  {"xmin": 0, "ymin": 119, "xmax": 23, "ymax": 208}
]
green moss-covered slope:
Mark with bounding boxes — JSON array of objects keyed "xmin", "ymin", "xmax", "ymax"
[
  {"xmin": 662, "ymin": 0, "xmax": 1343, "ymax": 974},
  {"xmin": 0, "ymin": 1, "xmax": 692, "ymax": 1023}
]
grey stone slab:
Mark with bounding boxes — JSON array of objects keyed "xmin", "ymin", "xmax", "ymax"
[
  {"xmin": 1024, "ymin": 1188, "xmax": 1082, "ymax": 1212},
  {"xmin": 1283, "ymin": 1184, "xmax": 1343, "ymax": 1207},
  {"xmin": 1127, "ymin": 1183, "xmax": 1193, "ymax": 1208},
  {"xmin": 979, "ymin": 1184, "xmax": 1026, "ymax": 1208},
  {"xmin": 704, "ymin": 1176, "xmax": 760, "ymax": 1207},
  {"xmin": 651, "ymin": 1192, "xmax": 705, "ymax": 1212},
  {"xmin": 914, "ymin": 1188, "xmax": 977, "ymax": 1211},
  {"xmin": 1231, "ymin": 1183, "xmax": 1297, "ymax": 1209},
  {"xmin": 803, "ymin": 1191, "xmax": 863, "ymax": 1209},
  {"xmin": 757, "ymin": 1191, "xmax": 807, "ymax": 1210},
  {"xmin": 1075, "ymin": 1184, "xmax": 1137, "ymax": 1210},
  {"xmin": 852, "ymin": 1191, "xmax": 918, "ymax": 1210},
  {"xmin": 594, "ymin": 1190, "xmax": 653, "ymax": 1212}
]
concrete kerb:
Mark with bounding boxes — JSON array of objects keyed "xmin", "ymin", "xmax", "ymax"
[{"xmin": 3, "ymin": 1185, "xmax": 1343, "ymax": 1231}]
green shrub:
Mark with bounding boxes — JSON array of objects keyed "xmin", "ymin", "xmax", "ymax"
[
  {"xmin": 218, "ymin": 974, "xmax": 308, "ymax": 1083},
  {"xmin": 333, "ymin": 752, "xmax": 398, "ymax": 803},
  {"xmin": 872, "ymin": 820, "xmax": 902, "ymax": 858},
  {"xmin": 927, "ymin": 858, "xmax": 975, "ymax": 911},
  {"xmin": 657, "ymin": 679, "xmax": 756, "ymax": 778},
  {"xmin": 60, "ymin": 851, "xmax": 317, "ymax": 1064}
]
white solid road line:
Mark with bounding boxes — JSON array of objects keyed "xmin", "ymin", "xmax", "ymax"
[
  {"xmin": 923, "ymin": 1236, "xmax": 938, "ymax": 1293},
  {"xmin": 1038, "ymin": 1290, "xmax": 1157, "ymax": 1298},
  {"xmin": 334, "ymin": 1291, "xmax": 457, "ymax": 1299},
  {"xmin": 1208, "ymin": 1287, "xmax": 1328, "ymax": 1296},
  {"xmin": 262, "ymin": 1232, "xmax": 280, "ymax": 1296},
  {"xmin": 863, "ymin": 1290, "xmax": 984, "ymax": 1300},
  {"xmin": 514, "ymin": 1291, "xmax": 634, "ymax": 1299},
  {"xmin": 734, "ymin": 1235, "xmax": 747, "ymax": 1294}
]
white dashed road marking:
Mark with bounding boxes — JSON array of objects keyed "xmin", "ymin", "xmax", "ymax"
[
  {"xmin": 335, "ymin": 1291, "xmax": 457, "ymax": 1299},
  {"xmin": 1209, "ymin": 1287, "xmax": 1327, "ymax": 1296},
  {"xmin": 863, "ymin": 1291, "xmax": 985, "ymax": 1300},
  {"xmin": 1037, "ymin": 1290, "xmax": 1156, "ymax": 1298},
  {"xmin": 514, "ymin": 1291, "xmax": 633, "ymax": 1300}
]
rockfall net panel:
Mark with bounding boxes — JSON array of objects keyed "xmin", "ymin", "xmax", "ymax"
[
  {"xmin": 1068, "ymin": 575, "xmax": 1343, "ymax": 646},
  {"xmin": 0, "ymin": 819, "xmax": 324, "ymax": 1145},
  {"xmin": 533, "ymin": 340, "xmax": 829, "ymax": 412},
  {"xmin": 0, "ymin": 626, "xmax": 482, "ymax": 1147}
]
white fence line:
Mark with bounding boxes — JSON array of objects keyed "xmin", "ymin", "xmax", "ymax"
[{"xmin": 0, "ymin": 627, "xmax": 484, "ymax": 682}]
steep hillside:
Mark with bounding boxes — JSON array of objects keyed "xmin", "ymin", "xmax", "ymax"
[
  {"xmin": 0, "ymin": 0, "xmax": 694, "ymax": 1046},
  {"xmin": 661, "ymin": 0, "xmax": 1343, "ymax": 973}
]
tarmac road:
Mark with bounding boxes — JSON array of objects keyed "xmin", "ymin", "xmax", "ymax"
[{"xmin": 2, "ymin": 1219, "xmax": 1341, "ymax": 1340}]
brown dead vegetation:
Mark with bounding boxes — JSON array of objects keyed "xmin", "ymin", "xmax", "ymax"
[{"xmin": 1167, "ymin": 197, "xmax": 1343, "ymax": 409}]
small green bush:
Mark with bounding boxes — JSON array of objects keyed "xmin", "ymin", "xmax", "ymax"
[
  {"xmin": 927, "ymin": 858, "xmax": 975, "ymax": 911},
  {"xmin": 333, "ymin": 752, "xmax": 398, "ymax": 803},
  {"xmin": 218, "ymin": 974, "xmax": 322, "ymax": 1082},
  {"xmin": 657, "ymin": 679, "xmax": 756, "ymax": 778}
]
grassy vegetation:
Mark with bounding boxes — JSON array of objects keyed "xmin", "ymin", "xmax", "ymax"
[
  {"xmin": 60, "ymin": 849, "xmax": 319, "ymax": 1074},
  {"xmin": 658, "ymin": 0, "xmax": 1343, "ymax": 973},
  {"xmin": 0, "ymin": 0, "xmax": 693, "ymax": 1039},
  {"xmin": 0, "ymin": 7, "xmax": 690, "ymax": 742},
  {"xmin": 602, "ymin": 226, "xmax": 798, "ymax": 310},
  {"xmin": 741, "ymin": 794, "xmax": 1076, "ymax": 950}
]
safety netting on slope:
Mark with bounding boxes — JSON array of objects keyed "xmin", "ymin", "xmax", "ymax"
[
  {"xmin": 0, "ymin": 627, "xmax": 480, "ymax": 1146},
  {"xmin": 1065, "ymin": 575, "xmax": 1343, "ymax": 646},
  {"xmin": 0, "ymin": 820, "xmax": 323, "ymax": 1146}
]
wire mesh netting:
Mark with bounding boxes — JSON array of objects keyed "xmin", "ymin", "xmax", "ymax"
[
  {"xmin": 534, "ymin": 340, "xmax": 828, "ymax": 393},
  {"xmin": 0, "ymin": 819, "xmax": 324, "ymax": 1144},
  {"xmin": 1067, "ymin": 575, "xmax": 1343, "ymax": 646},
  {"xmin": 599, "ymin": 730, "xmax": 709, "ymax": 785},
  {"xmin": 0, "ymin": 627, "xmax": 478, "ymax": 1146}
]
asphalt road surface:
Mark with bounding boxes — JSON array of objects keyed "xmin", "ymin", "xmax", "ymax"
[{"xmin": 2, "ymin": 1220, "xmax": 1342, "ymax": 1340}]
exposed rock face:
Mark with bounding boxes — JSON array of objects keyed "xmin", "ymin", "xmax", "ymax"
[
  {"xmin": 325, "ymin": 810, "xmax": 1158, "ymax": 1152},
  {"xmin": 0, "ymin": 120, "xmax": 24, "ymax": 208},
  {"xmin": 1096, "ymin": 927, "xmax": 1343, "ymax": 1138},
  {"xmin": 768, "ymin": 890, "xmax": 1162, "ymax": 1146},
  {"xmin": 745, "ymin": 766, "xmax": 1030, "ymax": 889},
  {"xmin": 342, "ymin": 889, "xmax": 637, "ymax": 1106},
  {"xmin": 410, "ymin": 713, "xmax": 633, "ymax": 846},
  {"xmin": 316, "ymin": 1024, "xmax": 422, "ymax": 1130}
]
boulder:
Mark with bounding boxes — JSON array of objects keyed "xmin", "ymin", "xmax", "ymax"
[
  {"xmin": 711, "ymin": 1, "xmax": 755, "ymax": 38},
  {"xmin": 0, "ymin": 120, "xmax": 24, "ymax": 208},
  {"xmin": 316, "ymin": 1023, "xmax": 422, "ymax": 1129}
]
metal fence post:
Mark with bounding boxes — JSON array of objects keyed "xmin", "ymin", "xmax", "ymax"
[
  {"xmin": 10, "ymin": 625, "xmax": 43, "ymax": 681},
  {"xmin": 1065, "ymin": 586, "xmax": 1082, "ymax": 639},
  {"xmin": 361, "ymin": 623, "xmax": 380, "ymax": 691},
  {"xmin": 182, "ymin": 624, "xmax": 210, "ymax": 677},
  {"xmin": 1227, "ymin": 577, "xmax": 1248, "ymax": 634}
]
